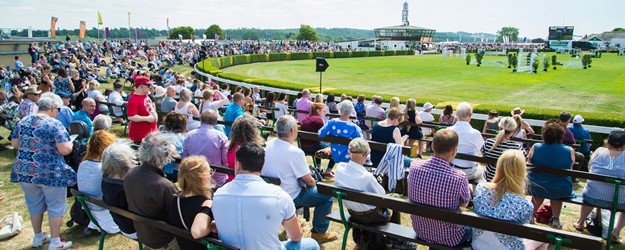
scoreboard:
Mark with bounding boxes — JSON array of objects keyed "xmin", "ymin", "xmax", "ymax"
[{"xmin": 548, "ymin": 26, "xmax": 574, "ymax": 41}]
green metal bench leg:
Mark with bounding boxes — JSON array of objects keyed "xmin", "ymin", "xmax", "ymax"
[
  {"xmin": 76, "ymin": 195, "xmax": 106, "ymax": 250},
  {"xmin": 333, "ymin": 190, "xmax": 351, "ymax": 250},
  {"xmin": 547, "ymin": 234, "xmax": 571, "ymax": 250},
  {"xmin": 605, "ymin": 179, "xmax": 622, "ymax": 250},
  {"xmin": 201, "ymin": 239, "xmax": 221, "ymax": 250},
  {"xmin": 138, "ymin": 241, "xmax": 143, "ymax": 250}
]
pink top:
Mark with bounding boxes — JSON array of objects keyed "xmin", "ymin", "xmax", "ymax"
[
  {"xmin": 295, "ymin": 97, "xmax": 312, "ymax": 124},
  {"xmin": 226, "ymin": 142, "xmax": 241, "ymax": 182}
]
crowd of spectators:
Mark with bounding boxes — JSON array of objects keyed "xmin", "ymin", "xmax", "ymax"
[{"xmin": 3, "ymin": 37, "xmax": 625, "ymax": 250}]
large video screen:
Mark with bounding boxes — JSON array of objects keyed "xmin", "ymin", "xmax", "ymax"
[{"xmin": 548, "ymin": 26, "xmax": 574, "ymax": 41}]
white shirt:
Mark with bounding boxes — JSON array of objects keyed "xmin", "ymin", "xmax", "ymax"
[
  {"xmin": 447, "ymin": 121, "xmax": 485, "ymax": 168},
  {"xmin": 274, "ymin": 101, "xmax": 289, "ymax": 119},
  {"xmin": 108, "ymin": 91, "xmax": 124, "ymax": 116},
  {"xmin": 213, "ymin": 174, "xmax": 295, "ymax": 250},
  {"xmin": 335, "ymin": 161, "xmax": 385, "ymax": 212},
  {"xmin": 262, "ymin": 138, "xmax": 310, "ymax": 198},
  {"xmin": 420, "ymin": 111, "xmax": 435, "ymax": 135}
]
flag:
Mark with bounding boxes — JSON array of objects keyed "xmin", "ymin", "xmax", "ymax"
[
  {"xmin": 50, "ymin": 16, "xmax": 59, "ymax": 38},
  {"xmin": 79, "ymin": 21, "xmax": 86, "ymax": 39},
  {"xmin": 523, "ymin": 37, "xmax": 527, "ymax": 43},
  {"xmin": 202, "ymin": 34, "xmax": 206, "ymax": 40},
  {"xmin": 28, "ymin": 26, "xmax": 32, "ymax": 38},
  {"xmin": 128, "ymin": 12, "xmax": 131, "ymax": 25},
  {"xmin": 97, "ymin": 10, "xmax": 103, "ymax": 25},
  {"xmin": 104, "ymin": 27, "xmax": 109, "ymax": 38},
  {"xmin": 135, "ymin": 28, "xmax": 140, "ymax": 39},
  {"xmin": 215, "ymin": 34, "xmax": 219, "ymax": 40}
]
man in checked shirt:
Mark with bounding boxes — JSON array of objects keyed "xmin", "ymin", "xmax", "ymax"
[{"xmin": 407, "ymin": 129, "xmax": 472, "ymax": 247}]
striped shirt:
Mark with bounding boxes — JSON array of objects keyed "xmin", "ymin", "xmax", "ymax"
[
  {"xmin": 408, "ymin": 157, "xmax": 471, "ymax": 247},
  {"xmin": 583, "ymin": 148, "xmax": 625, "ymax": 204},
  {"xmin": 481, "ymin": 138, "xmax": 526, "ymax": 181}
]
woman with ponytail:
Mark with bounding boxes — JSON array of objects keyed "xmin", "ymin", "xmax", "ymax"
[
  {"xmin": 481, "ymin": 117, "xmax": 526, "ymax": 181},
  {"xmin": 472, "ymin": 150, "xmax": 547, "ymax": 250},
  {"xmin": 167, "ymin": 156, "xmax": 216, "ymax": 250}
]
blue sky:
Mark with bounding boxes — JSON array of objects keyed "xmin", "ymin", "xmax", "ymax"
[{"xmin": 1, "ymin": 0, "xmax": 623, "ymax": 39}]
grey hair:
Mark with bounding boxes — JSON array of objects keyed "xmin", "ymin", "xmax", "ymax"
[
  {"xmin": 455, "ymin": 102, "xmax": 473, "ymax": 119},
  {"xmin": 138, "ymin": 132, "xmax": 179, "ymax": 168},
  {"xmin": 179, "ymin": 88, "xmax": 192, "ymax": 102},
  {"xmin": 275, "ymin": 115, "xmax": 297, "ymax": 138},
  {"xmin": 302, "ymin": 89, "xmax": 310, "ymax": 96},
  {"xmin": 337, "ymin": 100, "xmax": 354, "ymax": 116},
  {"xmin": 93, "ymin": 114, "xmax": 112, "ymax": 131},
  {"xmin": 82, "ymin": 97, "xmax": 95, "ymax": 107},
  {"xmin": 101, "ymin": 140, "xmax": 137, "ymax": 177},
  {"xmin": 38, "ymin": 92, "xmax": 63, "ymax": 111}
]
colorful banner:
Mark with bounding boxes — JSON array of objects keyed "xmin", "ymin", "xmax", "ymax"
[
  {"xmin": 215, "ymin": 34, "xmax": 220, "ymax": 40},
  {"xmin": 135, "ymin": 28, "xmax": 140, "ymax": 39},
  {"xmin": 97, "ymin": 10, "xmax": 103, "ymax": 25},
  {"xmin": 50, "ymin": 16, "xmax": 58, "ymax": 38},
  {"xmin": 420, "ymin": 36, "xmax": 432, "ymax": 43},
  {"xmin": 104, "ymin": 27, "xmax": 109, "ymax": 38},
  {"xmin": 79, "ymin": 21, "xmax": 86, "ymax": 39}
]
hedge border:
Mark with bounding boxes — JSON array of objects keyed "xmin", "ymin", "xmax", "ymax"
[{"xmin": 196, "ymin": 50, "xmax": 623, "ymax": 149}]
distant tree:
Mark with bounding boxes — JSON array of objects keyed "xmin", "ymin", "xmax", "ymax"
[
  {"xmin": 497, "ymin": 27, "xmax": 520, "ymax": 42},
  {"xmin": 204, "ymin": 24, "xmax": 224, "ymax": 39},
  {"xmin": 169, "ymin": 26, "xmax": 194, "ymax": 39},
  {"xmin": 531, "ymin": 38, "xmax": 547, "ymax": 44},
  {"xmin": 296, "ymin": 24, "xmax": 319, "ymax": 41},
  {"xmin": 242, "ymin": 30, "xmax": 259, "ymax": 40},
  {"xmin": 613, "ymin": 27, "xmax": 625, "ymax": 32},
  {"xmin": 273, "ymin": 35, "xmax": 287, "ymax": 40}
]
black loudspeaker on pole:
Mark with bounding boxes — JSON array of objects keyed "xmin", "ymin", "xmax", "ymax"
[{"xmin": 316, "ymin": 57, "xmax": 329, "ymax": 93}]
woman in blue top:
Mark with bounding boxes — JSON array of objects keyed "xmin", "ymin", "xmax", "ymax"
[
  {"xmin": 318, "ymin": 100, "xmax": 362, "ymax": 165},
  {"xmin": 53, "ymin": 68, "xmax": 74, "ymax": 98},
  {"xmin": 575, "ymin": 130, "xmax": 625, "ymax": 241},
  {"xmin": 528, "ymin": 119, "xmax": 576, "ymax": 229},
  {"xmin": 472, "ymin": 150, "xmax": 547, "ymax": 250},
  {"xmin": 10, "ymin": 93, "xmax": 75, "ymax": 249},
  {"xmin": 370, "ymin": 108, "xmax": 411, "ymax": 168}
]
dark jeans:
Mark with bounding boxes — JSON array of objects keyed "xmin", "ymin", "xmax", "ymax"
[{"xmin": 301, "ymin": 142, "xmax": 335, "ymax": 171}]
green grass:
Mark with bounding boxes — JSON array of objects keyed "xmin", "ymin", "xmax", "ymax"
[
  {"xmin": 1, "ymin": 63, "xmax": 623, "ymax": 250},
  {"xmin": 223, "ymin": 53, "xmax": 625, "ymax": 117}
]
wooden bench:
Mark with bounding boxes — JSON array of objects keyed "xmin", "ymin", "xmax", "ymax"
[
  {"xmin": 70, "ymin": 189, "xmax": 238, "ymax": 250},
  {"xmin": 317, "ymin": 182, "xmax": 602, "ymax": 250}
]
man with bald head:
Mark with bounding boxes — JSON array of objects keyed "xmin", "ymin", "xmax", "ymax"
[
  {"xmin": 183, "ymin": 109, "xmax": 229, "ymax": 187},
  {"xmin": 160, "ymin": 86, "xmax": 177, "ymax": 112},
  {"xmin": 73, "ymin": 97, "xmax": 96, "ymax": 136}
]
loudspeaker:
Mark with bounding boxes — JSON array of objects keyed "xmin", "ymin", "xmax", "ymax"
[{"xmin": 316, "ymin": 57, "xmax": 329, "ymax": 72}]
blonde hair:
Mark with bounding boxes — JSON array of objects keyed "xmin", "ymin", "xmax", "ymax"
[
  {"xmin": 405, "ymin": 99, "xmax": 416, "ymax": 112},
  {"xmin": 177, "ymin": 156, "xmax": 213, "ymax": 198},
  {"xmin": 512, "ymin": 115, "xmax": 523, "ymax": 136},
  {"xmin": 314, "ymin": 93, "xmax": 324, "ymax": 103},
  {"xmin": 388, "ymin": 97, "xmax": 403, "ymax": 122},
  {"xmin": 490, "ymin": 117, "xmax": 517, "ymax": 151},
  {"xmin": 486, "ymin": 150, "xmax": 527, "ymax": 205}
]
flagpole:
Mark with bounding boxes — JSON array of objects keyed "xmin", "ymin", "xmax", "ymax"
[
  {"xmin": 98, "ymin": 24, "xmax": 100, "ymax": 40},
  {"xmin": 128, "ymin": 12, "xmax": 131, "ymax": 41}
]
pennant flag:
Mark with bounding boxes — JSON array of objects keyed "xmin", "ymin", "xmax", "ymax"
[
  {"xmin": 50, "ymin": 16, "xmax": 59, "ymax": 38},
  {"xmin": 128, "ymin": 12, "xmax": 131, "ymax": 25},
  {"xmin": 202, "ymin": 34, "xmax": 207, "ymax": 40},
  {"xmin": 104, "ymin": 27, "xmax": 109, "ymax": 38},
  {"xmin": 215, "ymin": 34, "xmax": 220, "ymax": 40},
  {"xmin": 79, "ymin": 21, "xmax": 86, "ymax": 39},
  {"xmin": 135, "ymin": 28, "xmax": 140, "ymax": 39},
  {"xmin": 97, "ymin": 10, "xmax": 103, "ymax": 25}
]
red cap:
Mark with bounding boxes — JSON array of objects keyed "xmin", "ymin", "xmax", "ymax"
[{"xmin": 133, "ymin": 76, "xmax": 154, "ymax": 87}]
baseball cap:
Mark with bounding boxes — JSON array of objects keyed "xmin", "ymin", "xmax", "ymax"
[
  {"xmin": 423, "ymin": 102, "xmax": 434, "ymax": 110},
  {"xmin": 133, "ymin": 76, "xmax": 154, "ymax": 87},
  {"xmin": 572, "ymin": 115, "xmax": 584, "ymax": 124},
  {"xmin": 348, "ymin": 138, "xmax": 370, "ymax": 154}
]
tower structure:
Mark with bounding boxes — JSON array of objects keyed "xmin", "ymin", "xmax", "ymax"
[{"xmin": 402, "ymin": 1, "xmax": 409, "ymax": 26}]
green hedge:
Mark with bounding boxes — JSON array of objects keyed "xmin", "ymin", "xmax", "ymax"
[
  {"xmin": 249, "ymin": 54, "xmax": 269, "ymax": 63},
  {"xmin": 313, "ymin": 52, "xmax": 333, "ymax": 59},
  {"xmin": 333, "ymin": 51, "xmax": 352, "ymax": 58},
  {"xmin": 384, "ymin": 50, "xmax": 396, "ymax": 56},
  {"xmin": 220, "ymin": 57, "xmax": 232, "ymax": 68},
  {"xmin": 369, "ymin": 50, "xmax": 384, "ymax": 57},
  {"xmin": 351, "ymin": 51, "xmax": 369, "ymax": 57},
  {"xmin": 268, "ymin": 53, "xmax": 288, "ymax": 61},
  {"xmin": 289, "ymin": 52, "xmax": 313, "ymax": 60},
  {"xmin": 232, "ymin": 55, "xmax": 251, "ymax": 65}
]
